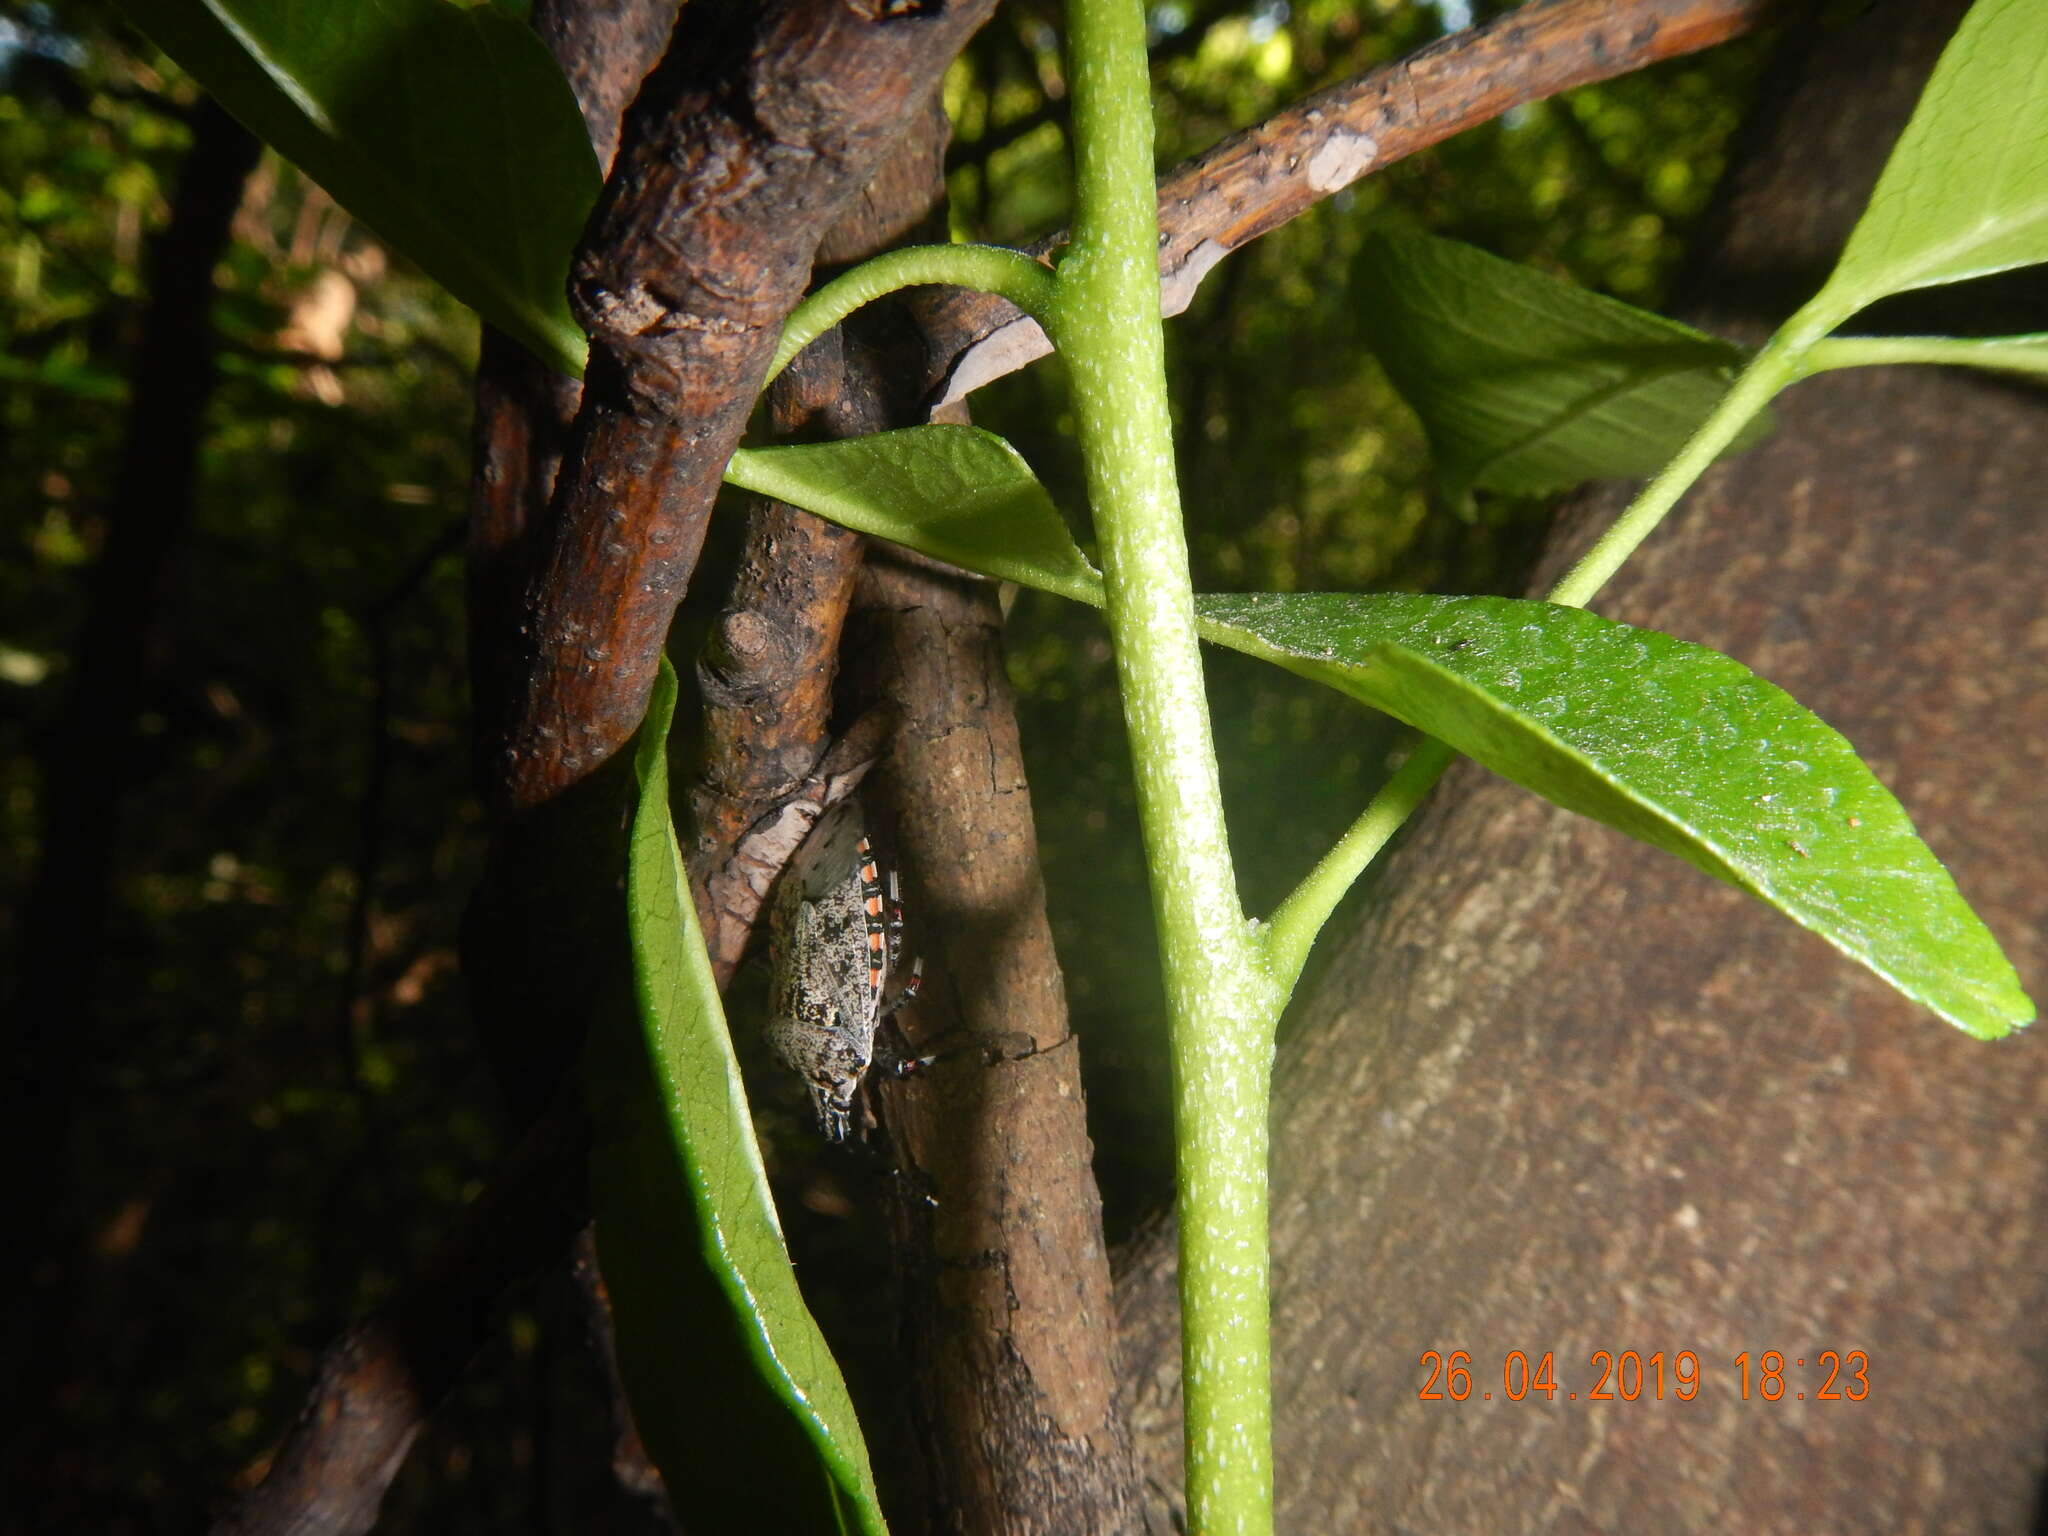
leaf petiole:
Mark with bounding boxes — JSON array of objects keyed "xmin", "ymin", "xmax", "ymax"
[{"xmin": 767, "ymin": 243, "xmax": 1059, "ymax": 386}]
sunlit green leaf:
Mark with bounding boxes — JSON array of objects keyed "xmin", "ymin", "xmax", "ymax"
[
  {"xmin": 729, "ymin": 426, "xmax": 2027, "ymax": 1037},
  {"xmin": 1197, "ymin": 591, "xmax": 2032, "ymax": 1039},
  {"xmin": 1358, "ymin": 229, "xmax": 1766, "ymax": 500},
  {"xmin": 1812, "ymin": 0, "xmax": 2048, "ymax": 324},
  {"xmin": 727, "ymin": 426, "xmax": 1106, "ymax": 604},
  {"xmin": 112, "ymin": 0, "xmax": 597, "ymax": 374},
  {"xmin": 591, "ymin": 657, "xmax": 886, "ymax": 1535}
]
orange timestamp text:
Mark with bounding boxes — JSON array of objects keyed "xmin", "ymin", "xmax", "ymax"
[{"xmin": 1417, "ymin": 1349, "xmax": 1870, "ymax": 1404}]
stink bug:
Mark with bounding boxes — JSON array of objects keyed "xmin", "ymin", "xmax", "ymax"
[{"xmin": 765, "ymin": 799, "xmax": 925, "ymax": 1142}]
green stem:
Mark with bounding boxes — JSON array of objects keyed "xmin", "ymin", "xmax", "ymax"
[
  {"xmin": 765, "ymin": 243, "xmax": 1058, "ymax": 386},
  {"xmin": 1805, "ymin": 331, "xmax": 2048, "ymax": 381},
  {"xmin": 1259, "ymin": 319, "xmax": 1831, "ymax": 983},
  {"xmin": 1053, "ymin": 0, "xmax": 1279, "ymax": 1528},
  {"xmin": 1547, "ymin": 329, "xmax": 1813, "ymax": 608},
  {"xmin": 1260, "ymin": 738, "xmax": 1453, "ymax": 993}
]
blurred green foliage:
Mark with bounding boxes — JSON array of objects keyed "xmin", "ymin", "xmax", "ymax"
[{"xmin": 1, "ymin": 0, "xmax": 1763, "ymax": 1525}]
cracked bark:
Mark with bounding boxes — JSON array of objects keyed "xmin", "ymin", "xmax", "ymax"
[
  {"xmin": 1116, "ymin": 3, "xmax": 2048, "ymax": 1529},
  {"xmin": 840, "ymin": 545, "xmax": 1138, "ymax": 1535}
]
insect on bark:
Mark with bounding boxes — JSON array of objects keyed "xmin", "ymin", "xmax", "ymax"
[{"xmin": 766, "ymin": 799, "xmax": 925, "ymax": 1141}]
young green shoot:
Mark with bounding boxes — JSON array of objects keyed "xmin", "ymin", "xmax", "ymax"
[{"xmin": 766, "ymin": 243, "xmax": 1058, "ymax": 385}]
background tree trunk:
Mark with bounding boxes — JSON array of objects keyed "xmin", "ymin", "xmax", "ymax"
[
  {"xmin": 1118, "ymin": 2, "xmax": 2048, "ymax": 1528},
  {"xmin": 5, "ymin": 97, "xmax": 260, "ymax": 1511}
]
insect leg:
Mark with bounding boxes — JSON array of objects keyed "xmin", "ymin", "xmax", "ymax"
[
  {"xmin": 855, "ymin": 834, "xmax": 889, "ymax": 1005},
  {"xmin": 884, "ymin": 868, "xmax": 907, "ymax": 970},
  {"xmin": 879, "ymin": 864, "xmax": 922, "ymax": 1019},
  {"xmin": 880, "ymin": 954, "xmax": 923, "ymax": 1020}
]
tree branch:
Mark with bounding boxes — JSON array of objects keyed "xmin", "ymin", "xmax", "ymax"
[
  {"xmin": 494, "ymin": 0, "xmax": 1002, "ymax": 811},
  {"xmin": 914, "ymin": 0, "xmax": 1771, "ymax": 407},
  {"xmin": 210, "ymin": 1089, "xmax": 592, "ymax": 1536},
  {"xmin": 467, "ymin": 0, "xmax": 683, "ymax": 795}
]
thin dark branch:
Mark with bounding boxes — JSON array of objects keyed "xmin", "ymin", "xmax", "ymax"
[
  {"xmin": 946, "ymin": 95, "xmax": 1068, "ymax": 176},
  {"xmin": 208, "ymin": 1087, "xmax": 592, "ymax": 1536},
  {"xmin": 334, "ymin": 519, "xmax": 466, "ymax": 1092},
  {"xmin": 939, "ymin": 0, "xmax": 1227, "ymax": 187},
  {"xmin": 1549, "ymin": 93, "xmax": 1663, "ymax": 215}
]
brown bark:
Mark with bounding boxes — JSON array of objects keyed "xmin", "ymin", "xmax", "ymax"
[
  {"xmin": 1117, "ymin": 4, "xmax": 2048, "ymax": 1530},
  {"xmin": 495, "ymin": 0, "xmax": 1000, "ymax": 813},
  {"xmin": 849, "ymin": 554, "xmax": 1140, "ymax": 1535},
  {"xmin": 467, "ymin": 0, "xmax": 675, "ymax": 787},
  {"xmin": 685, "ymin": 327, "xmax": 874, "ymax": 979}
]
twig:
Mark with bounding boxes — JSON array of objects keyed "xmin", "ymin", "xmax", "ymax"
[
  {"xmin": 209, "ymin": 1088, "xmax": 591, "ymax": 1536},
  {"xmin": 913, "ymin": 0, "xmax": 1770, "ymax": 407}
]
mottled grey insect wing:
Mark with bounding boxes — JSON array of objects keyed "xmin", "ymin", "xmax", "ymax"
[
  {"xmin": 788, "ymin": 798, "xmax": 867, "ymax": 902},
  {"xmin": 766, "ymin": 797, "xmax": 889, "ymax": 1141}
]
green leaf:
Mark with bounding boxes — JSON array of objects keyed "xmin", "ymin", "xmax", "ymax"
[
  {"xmin": 113, "ymin": 0, "xmax": 598, "ymax": 375},
  {"xmin": 727, "ymin": 426, "xmax": 1106, "ymax": 605},
  {"xmin": 1358, "ymin": 229, "xmax": 1766, "ymax": 500},
  {"xmin": 722, "ymin": 430, "xmax": 2029, "ymax": 1036},
  {"xmin": 1813, "ymin": 0, "xmax": 2048, "ymax": 324},
  {"xmin": 592, "ymin": 657, "xmax": 886, "ymax": 1534},
  {"xmin": 1196, "ymin": 592, "xmax": 2033, "ymax": 1040}
]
